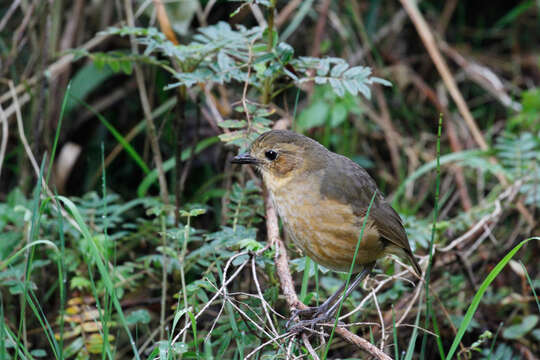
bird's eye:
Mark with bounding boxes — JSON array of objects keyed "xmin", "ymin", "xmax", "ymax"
[{"xmin": 265, "ymin": 150, "xmax": 278, "ymax": 161}]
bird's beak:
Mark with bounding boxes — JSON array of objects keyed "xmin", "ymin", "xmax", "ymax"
[{"xmin": 231, "ymin": 153, "xmax": 258, "ymax": 164}]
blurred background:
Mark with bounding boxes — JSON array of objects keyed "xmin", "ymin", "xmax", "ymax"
[{"xmin": 0, "ymin": 1, "xmax": 539, "ymax": 359}]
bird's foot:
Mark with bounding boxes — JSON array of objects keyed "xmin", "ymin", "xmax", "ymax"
[{"xmin": 286, "ymin": 304, "xmax": 338, "ymax": 332}]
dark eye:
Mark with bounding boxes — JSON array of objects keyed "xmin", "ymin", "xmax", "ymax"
[{"xmin": 265, "ymin": 150, "xmax": 278, "ymax": 161}]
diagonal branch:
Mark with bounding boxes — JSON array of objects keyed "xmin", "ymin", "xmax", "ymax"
[
  {"xmin": 399, "ymin": 0, "xmax": 535, "ymax": 228},
  {"xmin": 124, "ymin": 0, "xmax": 169, "ymax": 205}
]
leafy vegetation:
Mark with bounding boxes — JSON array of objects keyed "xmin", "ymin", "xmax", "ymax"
[{"xmin": 0, "ymin": 1, "xmax": 539, "ymax": 359}]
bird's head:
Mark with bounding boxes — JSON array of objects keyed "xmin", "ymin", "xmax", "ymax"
[{"xmin": 231, "ymin": 130, "xmax": 326, "ymax": 178}]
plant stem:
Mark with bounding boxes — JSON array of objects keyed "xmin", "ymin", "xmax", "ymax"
[
  {"xmin": 180, "ymin": 216, "xmax": 191, "ymax": 343},
  {"xmin": 159, "ymin": 214, "xmax": 168, "ymax": 340},
  {"xmin": 262, "ymin": 0, "xmax": 276, "ymax": 105}
]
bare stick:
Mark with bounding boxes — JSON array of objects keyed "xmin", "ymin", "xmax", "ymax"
[
  {"xmin": 171, "ymin": 251, "xmax": 249, "ymax": 343},
  {"xmin": 0, "ymin": 33, "xmax": 109, "ymax": 106},
  {"xmin": 251, "ymin": 256, "xmax": 279, "ymax": 337},
  {"xmin": 399, "ymin": 0, "xmax": 535, "ymax": 227},
  {"xmin": 245, "ymin": 332, "xmax": 295, "ymax": 359},
  {"xmin": 0, "ymin": 104, "xmax": 8, "ymax": 179},
  {"xmin": 398, "ymin": 0, "xmax": 485, "ymax": 150},
  {"xmin": 8, "ymin": 81, "xmax": 80, "ymax": 232},
  {"xmin": 152, "ymin": 0, "xmax": 179, "ymax": 45},
  {"xmin": 123, "ymin": 0, "xmax": 169, "ymax": 205},
  {"xmin": 372, "ymin": 290, "xmax": 386, "ymax": 351},
  {"xmin": 302, "ymin": 333, "xmax": 321, "ymax": 360}
]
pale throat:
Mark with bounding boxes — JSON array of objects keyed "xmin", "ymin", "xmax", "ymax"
[{"xmin": 261, "ymin": 170, "xmax": 295, "ymax": 195}]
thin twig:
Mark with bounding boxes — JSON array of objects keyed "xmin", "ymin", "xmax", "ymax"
[
  {"xmin": 152, "ymin": 0, "xmax": 179, "ymax": 45},
  {"xmin": 309, "ymin": 0, "xmax": 331, "ymax": 58},
  {"xmin": 398, "ymin": 0, "xmax": 485, "ymax": 150},
  {"xmin": 372, "ymin": 290, "xmax": 386, "ymax": 351},
  {"xmin": 242, "ymin": 38, "xmax": 257, "ymax": 129},
  {"xmin": 0, "ymin": 104, "xmax": 9, "ymax": 179},
  {"xmin": 0, "ymin": 33, "xmax": 109, "ymax": 106},
  {"xmin": 123, "ymin": 0, "xmax": 169, "ymax": 205},
  {"xmin": 251, "ymin": 256, "xmax": 279, "ymax": 336},
  {"xmin": 275, "ymin": 0, "xmax": 302, "ymax": 28},
  {"xmin": 340, "ymin": 269, "xmax": 410, "ymax": 319},
  {"xmin": 399, "ymin": 0, "xmax": 535, "ymax": 227},
  {"xmin": 302, "ymin": 333, "xmax": 321, "ymax": 360},
  {"xmin": 7, "ymin": 81, "xmax": 80, "ymax": 232},
  {"xmin": 245, "ymin": 332, "xmax": 295, "ymax": 359},
  {"xmin": 0, "ymin": 0, "xmax": 22, "ymax": 32},
  {"xmin": 407, "ymin": 68, "xmax": 472, "ymax": 210},
  {"xmin": 171, "ymin": 251, "xmax": 250, "ymax": 343}
]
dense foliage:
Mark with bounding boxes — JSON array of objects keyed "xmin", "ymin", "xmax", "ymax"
[{"xmin": 0, "ymin": 1, "xmax": 539, "ymax": 359}]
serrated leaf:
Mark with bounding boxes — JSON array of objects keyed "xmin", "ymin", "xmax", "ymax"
[
  {"xmin": 217, "ymin": 120, "xmax": 247, "ymax": 129},
  {"xmin": 329, "ymin": 78, "xmax": 345, "ymax": 97},
  {"xmin": 218, "ymin": 131, "xmax": 245, "ymax": 143},
  {"xmin": 331, "ymin": 62, "xmax": 348, "ymax": 77},
  {"xmin": 342, "ymin": 79, "xmax": 358, "ymax": 95}
]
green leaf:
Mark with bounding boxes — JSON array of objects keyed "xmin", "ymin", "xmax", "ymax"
[
  {"xmin": 445, "ymin": 237, "xmax": 539, "ymax": 360},
  {"xmin": 217, "ymin": 120, "xmax": 247, "ymax": 129},
  {"xmin": 64, "ymin": 63, "xmax": 114, "ymax": 113},
  {"xmin": 297, "ymin": 102, "xmax": 329, "ymax": 132},
  {"xmin": 330, "ymin": 102, "xmax": 348, "ymax": 127},
  {"xmin": 502, "ymin": 315, "xmax": 538, "ymax": 339},
  {"xmin": 172, "ymin": 342, "xmax": 189, "ymax": 355},
  {"xmin": 179, "ymin": 208, "xmax": 206, "ymax": 217},
  {"xmin": 126, "ymin": 309, "xmax": 151, "ymax": 325},
  {"xmin": 30, "ymin": 349, "xmax": 47, "ymax": 357}
]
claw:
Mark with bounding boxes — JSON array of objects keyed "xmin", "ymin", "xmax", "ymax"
[{"xmin": 286, "ymin": 304, "xmax": 335, "ymax": 332}]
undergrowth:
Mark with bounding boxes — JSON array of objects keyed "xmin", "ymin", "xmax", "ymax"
[{"xmin": 0, "ymin": 1, "xmax": 539, "ymax": 359}]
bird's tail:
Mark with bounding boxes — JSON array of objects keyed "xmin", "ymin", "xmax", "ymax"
[{"xmin": 407, "ymin": 252, "xmax": 422, "ymax": 277}]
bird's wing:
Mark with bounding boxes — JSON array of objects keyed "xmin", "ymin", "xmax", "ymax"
[{"xmin": 319, "ymin": 153, "xmax": 413, "ymax": 253}]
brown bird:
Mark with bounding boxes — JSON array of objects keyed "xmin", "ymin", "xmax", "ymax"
[{"xmin": 232, "ymin": 130, "xmax": 421, "ymax": 327}]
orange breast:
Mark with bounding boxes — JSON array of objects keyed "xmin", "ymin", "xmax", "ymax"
[{"xmin": 271, "ymin": 187, "xmax": 386, "ymax": 273}]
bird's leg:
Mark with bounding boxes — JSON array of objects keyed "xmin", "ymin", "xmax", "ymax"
[
  {"xmin": 321, "ymin": 263, "xmax": 374, "ymax": 319},
  {"xmin": 288, "ymin": 263, "xmax": 375, "ymax": 331},
  {"xmin": 286, "ymin": 282, "xmax": 348, "ymax": 328}
]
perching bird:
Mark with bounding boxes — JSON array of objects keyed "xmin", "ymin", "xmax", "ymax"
[{"xmin": 232, "ymin": 130, "xmax": 421, "ymax": 327}]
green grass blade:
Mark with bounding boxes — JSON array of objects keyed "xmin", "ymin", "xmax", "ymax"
[
  {"xmin": 53, "ymin": 190, "xmax": 66, "ymax": 359},
  {"xmin": 445, "ymin": 237, "xmax": 539, "ymax": 360},
  {"xmin": 17, "ymin": 159, "xmax": 46, "ymax": 358},
  {"xmin": 493, "ymin": 0, "xmax": 535, "ymax": 29},
  {"xmin": 70, "ymin": 94, "xmax": 151, "ymax": 174},
  {"xmin": 431, "ymin": 310, "xmax": 445, "ymax": 359},
  {"xmin": 57, "ymin": 196, "xmax": 141, "ymax": 360},
  {"xmin": 137, "ymin": 136, "xmax": 219, "ymax": 197},
  {"xmin": 392, "ymin": 306, "xmax": 399, "ymax": 360},
  {"xmin": 519, "ymin": 261, "xmax": 540, "ymax": 313},
  {"xmin": 25, "ymin": 289, "xmax": 60, "ymax": 359},
  {"xmin": 46, "ymin": 82, "xmax": 71, "ymax": 186},
  {"xmin": 392, "ymin": 149, "xmax": 487, "ymax": 206},
  {"xmin": 300, "ymin": 257, "xmax": 311, "ymax": 303},
  {"xmin": 421, "ymin": 114, "xmax": 443, "ymax": 358},
  {"xmin": 404, "ymin": 292, "xmax": 423, "ymax": 360},
  {"xmin": 0, "ymin": 240, "xmax": 58, "ymax": 270},
  {"xmin": 1, "ymin": 293, "xmax": 5, "ymax": 360}
]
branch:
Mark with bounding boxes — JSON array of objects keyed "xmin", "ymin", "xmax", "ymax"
[
  {"xmin": 399, "ymin": 0, "xmax": 535, "ymax": 228},
  {"xmin": 124, "ymin": 0, "xmax": 169, "ymax": 205}
]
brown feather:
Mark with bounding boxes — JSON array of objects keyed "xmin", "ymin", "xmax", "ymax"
[{"xmin": 248, "ymin": 130, "xmax": 422, "ymax": 276}]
